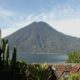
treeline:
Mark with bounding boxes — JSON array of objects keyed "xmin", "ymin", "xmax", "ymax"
[{"xmin": 0, "ymin": 31, "xmax": 57, "ymax": 80}]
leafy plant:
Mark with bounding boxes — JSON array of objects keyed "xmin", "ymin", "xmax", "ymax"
[{"xmin": 67, "ymin": 51, "xmax": 80, "ymax": 63}]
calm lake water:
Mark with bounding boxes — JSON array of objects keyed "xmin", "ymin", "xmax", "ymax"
[{"xmin": 18, "ymin": 53, "xmax": 67, "ymax": 63}]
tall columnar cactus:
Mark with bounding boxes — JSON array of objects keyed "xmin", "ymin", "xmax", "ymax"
[
  {"xmin": 2, "ymin": 39, "xmax": 6, "ymax": 63},
  {"xmin": 11, "ymin": 46, "xmax": 17, "ymax": 80},
  {"xmin": 5, "ymin": 42, "xmax": 9, "ymax": 68},
  {"xmin": 0, "ymin": 29, "xmax": 1, "ymax": 48},
  {"xmin": 0, "ymin": 29, "xmax": 2, "ymax": 61},
  {"xmin": 11, "ymin": 46, "xmax": 17, "ymax": 67},
  {"xmin": 0, "ymin": 29, "xmax": 2, "ymax": 69}
]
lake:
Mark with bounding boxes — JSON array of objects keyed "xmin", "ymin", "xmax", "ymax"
[{"xmin": 18, "ymin": 53, "xmax": 67, "ymax": 63}]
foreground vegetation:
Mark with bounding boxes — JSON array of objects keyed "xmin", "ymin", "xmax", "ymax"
[
  {"xmin": 0, "ymin": 30, "xmax": 57, "ymax": 80},
  {"xmin": 60, "ymin": 73, "xmax": 80, "ymax": 80},
  {"xmin": 0, "ymin": 39, "xmax": 57, "ymax": 80},
  {"xmin": 67, "ymin": 50, "xmax": 80, "ymax": 63},
  {"xmin": 1, "ymin": 29, "xmax": 80, "ymax": 80}
]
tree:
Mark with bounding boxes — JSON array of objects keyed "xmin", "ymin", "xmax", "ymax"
[{"xmin": 67, "ymin": 50, "xmax": 80, "ymax": 63}]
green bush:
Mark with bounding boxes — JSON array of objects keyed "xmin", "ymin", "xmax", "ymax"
[
  {"xmin": 67, "ymin": 51, "xmax": 80, "ymax": 63},
  {"xmin": 60, "ymin": 73, "xmax": 80, "ymax": 80}
]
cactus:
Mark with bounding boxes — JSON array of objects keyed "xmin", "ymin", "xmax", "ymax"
[
  {"xmin": 0, "ymin": 29, "xmax": 2, "ymax": 61},
  {"xmin": 0, "ymin": 29, "xmax": 28, "ymax": 80},
  {"xmin": 10, "ymin": 46, "xmax": 17, "ymax": 80},
  {"xmin": 0, "ymin": 29, "xmax": 3, "ymax": 63},
  {"xmin": 0, "ymin": 29, "xmax": 1, "ymax": 48},
  {"xmin": 2, "ymin": 39, "xmax": 6, "ymax": 62},
  {"xmin": 11, "ymin": 46, "xmax": 17, "ymax": 67},
  {"xmin": 0, "ymin": 30, "xmax": 3, "ymax": 70},
  {"xmin": 5, "ymin": 43, "xmax": 9, "ymax": 68}
]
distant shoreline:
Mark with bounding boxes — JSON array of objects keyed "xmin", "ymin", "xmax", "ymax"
[{"xmin": 17, "ymin": 53, "xmax": 67, "ymax": 64}]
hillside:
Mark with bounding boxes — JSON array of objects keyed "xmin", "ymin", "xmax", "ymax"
[{"xmin": 5, "ymin": 21, "xmax": 80, "ymax": 54}]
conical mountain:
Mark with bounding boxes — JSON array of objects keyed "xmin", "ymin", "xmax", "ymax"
[{"xmin": 5, "ymin": 21, "xmax": 80, "ymax": 54}]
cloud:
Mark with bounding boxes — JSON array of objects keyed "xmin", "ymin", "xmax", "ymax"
[
  {"xmin": 1, "ymin": 15, "xmax": 35, "ymax": 37},
  {"xmin": 1, "ymin": 4, "xmax": 80, "ymax": 38},
  {"xmin": 2, "ymin": 27, "xmax": 17, "ymax": 38},
  {"xmin": 0, "ymin": 8, "xmax": 14, "ymax": 16},
  {"xmin": 48, "ymin": 19, "xmax": 80, "ymax": 37}
]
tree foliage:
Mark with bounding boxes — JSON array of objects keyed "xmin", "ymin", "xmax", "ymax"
[{"xmin": 67, "ymin": 50, "xmax": 80, "ymax": 63}]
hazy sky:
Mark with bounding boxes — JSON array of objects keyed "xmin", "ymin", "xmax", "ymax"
[{"xmin": 1, "ymin": 0, "xmax": 80, "ymax": 37}]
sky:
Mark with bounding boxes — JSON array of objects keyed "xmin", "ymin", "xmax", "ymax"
[{"xmin": 1, "ymin": 0, "xmax": 80, "ymax": 37}]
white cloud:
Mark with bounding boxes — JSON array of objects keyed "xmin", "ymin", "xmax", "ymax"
[
  {"xmin": 0, "ymin": 8, "xmax": 14, "ymax": 16},
  {"xmin": 1, "ymin": 15, "xmax": 35, "ymax": 37},
  {"xmin": 2, "ymin": 5, "xmax": 80, "ymax": 38},
  {"xmin": 48, "ymin": 19, "xmax": 80, "ymax": 37},
  {"xmin": 2, "ymin": 27, "xmax": 16, "ymax": 38}
]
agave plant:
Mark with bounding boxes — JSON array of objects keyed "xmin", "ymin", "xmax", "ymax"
[{"xmin": 26, "ymin": 64, "xmax": 51, "ymax": 80}]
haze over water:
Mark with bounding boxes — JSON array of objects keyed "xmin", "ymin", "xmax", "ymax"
[{"xmin": 18, "ymin": 53, "xmax": 67, "ymax": 63}]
